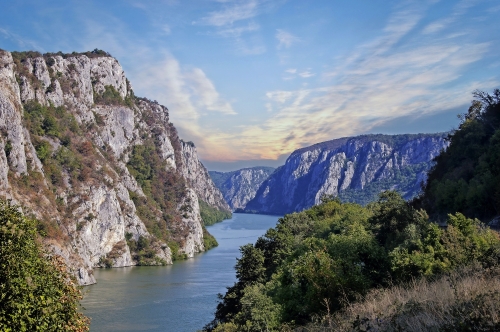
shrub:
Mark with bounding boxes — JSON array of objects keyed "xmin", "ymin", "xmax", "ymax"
[
  {"xmin": 34, "ymin": 139, "xmax": 52, "ymax": 162},
  {"xmin": 0, "ymin": 200, "xmax": 89, "ymax": 331},
  {"xmin": 93, "ymin": 85, "xmax": 124, "ymax": 106},
  {"xmin": 199, "ymin": 199, "xmax": 232, "ymax": 226}
]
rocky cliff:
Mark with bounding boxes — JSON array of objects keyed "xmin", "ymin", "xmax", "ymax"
[
  {"xmin": 180, "ymin": 141, "xmax": 231, "ymax": 212},
  {"xmin": 209, "ymin": 167, "xmax": 275, "ymax": 210},
  {"xmin": 245, "ymin": 134, "xmax": 448, "ymax": 215},
  {"xmin": 0, "ymin": 49, "xmax": 230, "ymax": 285}
]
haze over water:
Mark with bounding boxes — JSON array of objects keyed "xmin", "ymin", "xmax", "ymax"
[{"xmin": 81, "ymin": 213, "xmax": 280, "ymax": 332}]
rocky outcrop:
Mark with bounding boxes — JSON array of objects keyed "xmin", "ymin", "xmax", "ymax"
[
  {"xmin": 0, "ymin": 49, "xmax": 227, "ymax": 284},
  {"xmin": 245, "ymin": 134, "xmax": 448, "ymax": 215},
  {"xmin": 180, "ymin": 141, "xmax": 230, "ymax": 212},
  {"xmin": 177, "ymin": 188, "xmax": 205, "ymax": 257},
  {"xmin": 209, "ymin": 167, "xmax": 275, "ymax": 210}
]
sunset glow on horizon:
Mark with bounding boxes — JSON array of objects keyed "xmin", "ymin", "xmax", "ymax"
[{"xmin": 1, "ymin": 0, "xmax": 499, "ymax": 170}]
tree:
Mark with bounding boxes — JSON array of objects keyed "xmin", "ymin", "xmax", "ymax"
[{"xmin": 0, "ymin": 200, "xmax": 89, "ymax": 331}]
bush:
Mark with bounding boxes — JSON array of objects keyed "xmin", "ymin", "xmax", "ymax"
[
  {"xmin": 93, "ymin": 85, "xmax": 124, "ymax": 106},
  {"xmin": 0, "ymin": 200, "xmax": 89, "ymax": 331},
  {"xmin": 207, "ymin": 192, "xmax": 500, "ymax": 331},
  {"xmin": 203, "ymin": 226, "xmax": 219, "ymax": 250},
  {"xmin": 199, "ymin": 199, "xmax": 232, "ymax": 226}
]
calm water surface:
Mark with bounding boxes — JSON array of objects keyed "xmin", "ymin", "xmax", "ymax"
[{"xmin": 81, "ymin": 213, "xmax": 281, "ymax": 332}]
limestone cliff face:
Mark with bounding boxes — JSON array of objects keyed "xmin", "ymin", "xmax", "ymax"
[
  {"xmin": 209, "ymin": 167, "xmax": 275, "ymax": 210},
  {"xmin": 0, "ymin": 50, "xmax": 226, "ymax": 284},
  {"xmin": 245, "ymin": 134, "xmax": 448, "ymax": 215},
  {"xmin": 179, "ymin": 141, "xmax": 230, "ymax": 212}
]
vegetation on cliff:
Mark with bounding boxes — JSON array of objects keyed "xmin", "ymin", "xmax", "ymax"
[
  {"xmin": 8, "ymin": 48, "xmax": 222, "ymax": 264},
  {"xmin": 206, "ymin": 90, "xmax": 500, "ymax": 331},
  {"xmin": 0, "ymin": 200, "xmax": 89, "ymax": 331},
  {"xmin": 199, "ymin": 199, "xmax": 232, "ymax": 226}
]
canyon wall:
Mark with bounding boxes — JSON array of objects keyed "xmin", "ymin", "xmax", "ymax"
[{"xmin": 0, "ymin": 50, "xmax": 230, "ymax": 284}]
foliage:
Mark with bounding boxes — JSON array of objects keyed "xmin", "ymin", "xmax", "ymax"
[
  {"xmin": 0, "ymin": 200, "xmax": 89, "ymax": 331},
  {"xmin": 11, "ymin": 51, "xmax": 43, "ymax": 62},
  {"xmin": 199, "ymin": 199, "xmax": 232, "ymax": 226},
  {"xmin": 418, "ymin": 89, "xmax": 500, "ymax": 222},
  {"xmin": 126, "ymin": 235, "xmax": 166, "ymax": 266},
  {"xmin": 93, "ymin": 85, "xmax": 124, "ymax": 106},
  {"xmin": 203, "ymin": 226, "xmax": 219, "ymax": 250},
  {"xmin": 23, "ymin": 101, "xmax": 96, "ymax": 190},
  {"xmin": 43, "ymin": 49, "xmax": 112, "ymax": 59},
  {"xmin": 339, "ymin": 162, "xmax": 432, "ymax": 205},
  {"xmin": 206, "ymin": 192, "xmax": 500, "ymax": 331},
  {"xmin": 207, "ymin": 90, "xmax": 500, "ymax": 331},
  {"xmin": 127, "ymin": 140, "xmax": 190, "ymax": 259},
  {"xmin": 23, "ymin": 100, "xmax": 78, "ymax": 139}
]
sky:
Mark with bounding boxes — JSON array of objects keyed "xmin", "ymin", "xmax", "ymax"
[{"xmin": 1, "ymin": 0, "xmax": 499, "ymax": 171}]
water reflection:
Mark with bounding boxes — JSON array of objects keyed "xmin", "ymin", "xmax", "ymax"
[{"xmin": 81, "ymin": 213, "xmax": 280, "ymax": 332}]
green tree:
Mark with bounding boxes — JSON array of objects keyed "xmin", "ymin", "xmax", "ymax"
[
  {"xmin": 0, "ymin": 200, "xmax": 89, "ymax": 331},
  {"xmin": 419, "ymin": 89, "xmax": 500, "ymax": 221}
]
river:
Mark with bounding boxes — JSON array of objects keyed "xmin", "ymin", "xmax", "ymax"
[{"xmin": 81, "ymin": 213, "xmax": 281, "ymax": 332}]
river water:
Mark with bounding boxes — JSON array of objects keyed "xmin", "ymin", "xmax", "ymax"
[{"xmin": 81, "ymin": 213, "xmax": 281, "ymax": 332}]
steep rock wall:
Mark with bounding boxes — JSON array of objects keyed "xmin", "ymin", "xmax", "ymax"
[
  {"xmin": 209, "ymin": 167, "xmax": 275, "ymax": 210},
  {"xmin": 0, "ymin": 50, "xmax": 226, "ymax": 284},
  {"xmin": 245, "ymin": 134, "xmax": 448, "ymax": 215},
  {"xmin": 180, "ymin": 141, "xmax": 231, "ymax": 212}
]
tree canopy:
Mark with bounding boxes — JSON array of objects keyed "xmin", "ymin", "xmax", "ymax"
[{"xmin": 0, "ymin": 200, "xmax": 89, "ymax": 331}]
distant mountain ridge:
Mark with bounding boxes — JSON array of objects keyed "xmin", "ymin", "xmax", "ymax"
[
  {"xmin": 209, "ymin": 167, "xmax": 275, "ymax": 210},
  {"xmin": 244, "ymin": 133, "xmax": 448, "ymax": 215}
]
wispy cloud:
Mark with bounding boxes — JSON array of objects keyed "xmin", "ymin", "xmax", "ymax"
[
  {"xmin": 201, "ymin": 0, "xmax": 259, "ymax": 27},
  {"xmin": 28, "ymin": 0, "xmax": 495, "ymax": 163},
  {"xmin": 187, "ymin": 68, "xmax": 237, "ymax": 115},
  {"xmin": 0, "ymin": 27, "xmax": 44, "ymax": 51},
  {"xmin": 197, "ymin": 0, "xmax": 270, "ymax": 56},
  {"xmin": 193, "ymin": 2, "xmax": 496, "ymax": 161},
  {"xmin": 134, "ymin": 53, "xmax": 236, "ymax": 118},
  {"xmin": 298, "ymin": 70, "xmax": 315, "ymax": 78},
  {"xmin": 423, "ymin": 0, "xmax": 477, "ymax": 34},
  {"xmin": 276, "ymin": 29, "xmax": 300, "ymax": 49},
  {"xmin": 218, "ymin": 22, "xmax": 260, "ymax": 37}
]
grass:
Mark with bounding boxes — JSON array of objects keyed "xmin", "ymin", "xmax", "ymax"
[{"xmin": 301, "ymin": 262, "xmax": 500, "ymax": 331}]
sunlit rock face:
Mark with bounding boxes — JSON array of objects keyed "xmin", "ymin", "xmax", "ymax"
[
  {"xmin": 245, "ymin": 134, "xmax": 448, "ymax": 215},
  {"xmin": 180, "ymin": 141, "xmax": 231, "ymax": 212},
  {"xmin": 0, "ymin": 50, "xmax": 229, "ymax": 285},
  {"xmin": 209, "ymin": 167, "xmax": 275, "ymax": 211}
]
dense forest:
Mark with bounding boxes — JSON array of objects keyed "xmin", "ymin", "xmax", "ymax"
[{"xmin": 206, "ymin": 90, "xmax": 500, "ymax": 331}]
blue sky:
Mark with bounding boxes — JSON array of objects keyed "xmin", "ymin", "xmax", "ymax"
[{"xmin": 1, "ymin": 0, "xmax": 499, "ymax": 171}]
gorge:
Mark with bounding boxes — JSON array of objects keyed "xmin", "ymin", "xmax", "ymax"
[
  {"xmin": 0, "ymin": 49, "xmax": 230, "ymax": 285},
  {"xmin": 212, "ymin": 134, "xmax": 448, "ymax": 216}
]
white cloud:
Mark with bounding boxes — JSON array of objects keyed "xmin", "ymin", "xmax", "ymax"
[
  {"xmin": 202, "ymin": 1, "xmax": 495, "ymax": 161},
  {"xmin": 130, "ymin": 53, "xmax": 237, "ymax": 150},
  {"xmin": 276, "ymin": 29, "xmax": 300, "ymax": 49},
  {"xmin": 423, "ymin": 0, "xmax": 476, "ymax": 34},
  {"xmin": 201, "ymin": 0, "xmax": 259, "ymax": 27},
  {"xmin": 298, "ymin": 71, "xmax": 315, "ymax": 78},
  {"xmin": 217, "ymin": 22, "xmax": 259, "ymax": 37},
  {"xmin": 187, "ymin": 68, "xmax": 237, "ymax": 115},
  {"xmin": 198, "ymin": 1, "xmax": 267, "ymax": 56}
]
